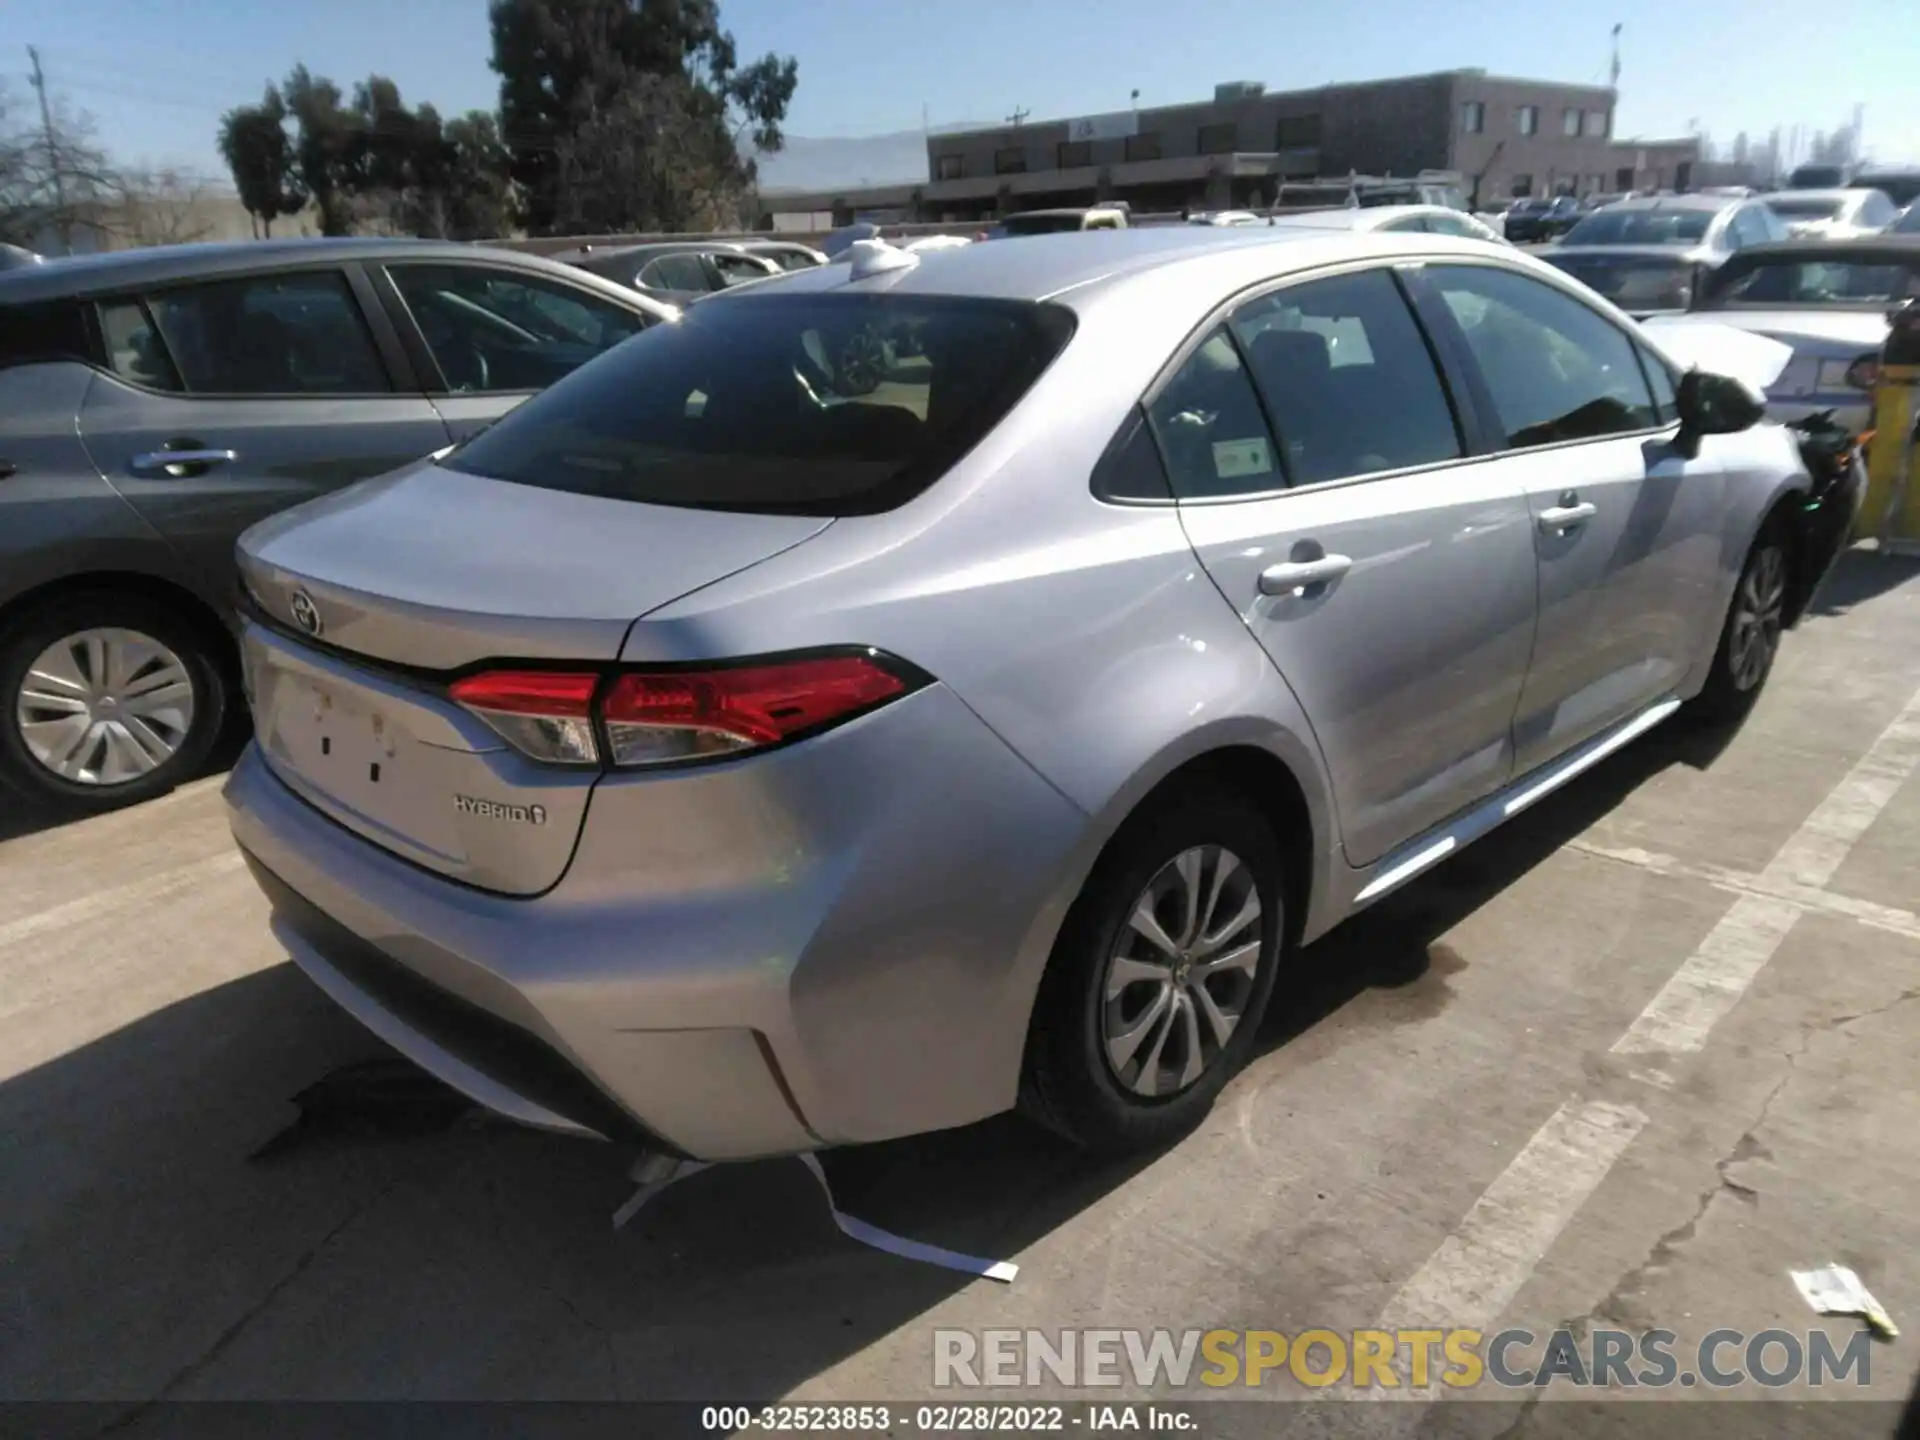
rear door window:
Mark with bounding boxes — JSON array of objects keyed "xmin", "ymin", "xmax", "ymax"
[
  {"xmin": 1229, "ymin": 269, "xmax": 1462, "ymax": 485},
  {"xmin": 98, "ymin": 299, "xmax": 184, "ymax": 391},
  {"xmin": 143, "ymin": 271, "xmax": 390, "ymax": 395},
  {"xmin": 447, "ymin": 293, "xmax": 1075, "ymax": 515},
  {"xmin": 639, "ymin": 254, "xmax": 714, "ymax": 292}
]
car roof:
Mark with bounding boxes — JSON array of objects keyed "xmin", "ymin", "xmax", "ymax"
[
  {"xmin": 705, "ymin": 227, "xmax": 1514, "ymax": 307},
  {"xmin": 554, "ymin": 240, "xmax": 746, "ymax": 263},
  {"xmin": 0, "ymin": 236, "xmax": 596, "ymax": 305},
  {"xmin": 1767, "ymin": 188, "xmax": 1880, "ymax": 202},
  {"xmin": 1599, "ymin": 194, "xmax": 1736, "ymax": 213},
  {"xmin": 1718, "ymin": 236, "xmax": 1920, "ymax": 262}
]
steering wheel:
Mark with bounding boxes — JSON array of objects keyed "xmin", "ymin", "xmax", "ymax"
[
  {"xmin": 441, "ymin": 341, "xmax": 490, "ymax": 393},
  {"xmin": 837, "ymin": 328, "xmax": 887, "ymax": 396}
]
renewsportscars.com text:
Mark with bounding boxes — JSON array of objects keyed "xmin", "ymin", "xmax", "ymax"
[{"xmin": 933, "ymin": 1327, "xmax": 1874, "ymax": 1391}]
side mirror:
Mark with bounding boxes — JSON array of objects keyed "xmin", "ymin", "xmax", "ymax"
[{"xmin": 1675, "ymin": 368, "xmax": 1767, "ymax": 455}]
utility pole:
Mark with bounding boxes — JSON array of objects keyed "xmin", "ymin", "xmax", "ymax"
[
  {"xmin": 27, "ymin": 46, "xmax": 71, "ymax": 253},
  {"xmin": 1006, "ymin": 107, "xmax": 1029, "ymax": 130}
]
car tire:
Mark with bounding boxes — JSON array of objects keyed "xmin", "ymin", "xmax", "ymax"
[
  {"xmin": 1693, "ymin": 522, "xmax": 1790, "ymax": 724},
  {"xmin": 0, "ymin": 591, "xmax": 229, "ymax": 814},
  {"xmin": 1020, "ymin": 787, "xmax": 1287, "ymax": 1153}
]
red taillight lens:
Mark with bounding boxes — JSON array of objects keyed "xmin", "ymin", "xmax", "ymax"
[
  {"xmin": 450, "ymin": 669, "xmax": 601, "ymax": 765},
  {"xmin": 601, "ymin": 654, "xmax": 910, "ymax": 767}
]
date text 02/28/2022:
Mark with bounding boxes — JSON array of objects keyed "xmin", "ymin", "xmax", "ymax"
[{"xmin": 700, "ymin": 1404, "xmax": 1196, "ymax": 1432}]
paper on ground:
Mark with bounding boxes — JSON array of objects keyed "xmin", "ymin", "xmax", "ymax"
[{"xmin": 1791, "ymin": 1264, "xmax": 1899, "ymax": 1339}]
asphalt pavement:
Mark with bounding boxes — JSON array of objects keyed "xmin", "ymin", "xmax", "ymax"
[{"xmin": 2, "ymin": 550, "xmax": 1918, "ymax": 1437}]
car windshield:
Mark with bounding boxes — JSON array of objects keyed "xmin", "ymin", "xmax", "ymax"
[
  {"xmin": 446, "ymin": 294, "xmax": 1075, "ymax": 516},
  {"xmin": 1700, "ymin": 256, "xmax": 1920, "ymax": 307},
  {"xmin": 1768, "ymin": 198, "xmax": 1844, "ymax": 220},
  {"xmin": 1561, "ymin": 207, "xmax": 1714, "ymax": 246}
]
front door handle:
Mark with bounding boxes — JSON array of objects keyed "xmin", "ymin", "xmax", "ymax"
[
  {"xmin": 130, "ymin": 448, "xmax": 238, "ymax": 477},
  {"xmin": 1538, "ymin": 501, "xmax": 1598, "ymax": 532},
  {"xmin": 1258, "ymin": 554, "xmax": 1353, "ymax": 595}
]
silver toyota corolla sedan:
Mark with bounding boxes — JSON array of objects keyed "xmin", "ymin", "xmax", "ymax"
[{"xmin": 225, "ymin": 227, "xmax": 1842, "ymax": 1162}]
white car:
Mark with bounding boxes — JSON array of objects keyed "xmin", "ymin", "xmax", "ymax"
[
  {"xmin": 1268, "ymin": 204, "xmax": 1507, "ymax": 244},
  {"xmin": 1188, "ymin": 211, "xmax": 1266, "ymax": 227},
  {"xmin": 1764, "ymin": 189, "xmax": 1901, "ymax": 241}
]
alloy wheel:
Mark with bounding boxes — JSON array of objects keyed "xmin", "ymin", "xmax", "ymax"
[
  {"xmin": 1101, "ymin": 845, "xmax": 1264, "ymax": 1098},
  {"xmin": 1728, "ymin": 544, "xmax": 1786, "ymax": 692},
  {"xmin": 13, "ymin": 627, "xmax": 197, "ymax": 785}
]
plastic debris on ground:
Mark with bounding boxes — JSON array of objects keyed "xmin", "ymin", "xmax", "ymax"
[{"xmin": 1791, "ymin": 1264, "xmax": 1899, "ymax": 1339}]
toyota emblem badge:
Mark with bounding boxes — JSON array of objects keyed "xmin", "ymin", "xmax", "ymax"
[{"xmin": 289, "ymin": 589, "xmax": 323, "ymax": 638}]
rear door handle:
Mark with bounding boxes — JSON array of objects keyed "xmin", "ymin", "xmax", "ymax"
[
  {"xmin": 1537, "ymin": 501, "xmax": 1597, "ymax": 532},
  {"xmin": 1258, "ymin": 554, "xmax": 1353, "ymax": 595},
  {"xmin": 130, "ymin": 448, "xmax": 238, "ymax": 476}
]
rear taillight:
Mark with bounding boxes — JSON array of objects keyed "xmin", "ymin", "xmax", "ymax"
[
  {"xmin": 449, "ymin": 670, "xmax": 600, "ymax": 765},
  {"xmin": 449, "ymin": 652, "xmax": 918, "ymax": 770}
]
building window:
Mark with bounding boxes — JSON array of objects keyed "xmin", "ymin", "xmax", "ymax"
[
  {"xmin": 1584, "ymin": 109, "xmax": 1609, "ymax": 138},
  {"xmin": 1056, "ymin": 140, "xmax": 1091, "ymax": 169},
  {"xmin": 936, "ymin": 154, "xmax": 964, "ymax": 180},
  {"xmin": 1125, "ymin": 131, "xmax": 1162, "ymax": 162},
  {"xmin": 1461, "ymin": 101, "xmax": 1485, "ymax": 135},
  {"xmin": 1276, "ymin": 113, "xmax": 1322, "ymax": 148},
  {"xmin": 1561, "ymin": 107, "xmax": 1580, "ymax": 137},
  {"xmin": 1197, "ymin": 122, "xmax": 1238, "ymax": 155},
  {"xmin": 1517, "ymin": 105, "xmax": 1539, "ymax": 136},
  {"xmin": 993, "ymin": 146, "xmax": 1027, "ymax": 175},
  {"xmin": 1510, "ymin": 174, "xmax": 1533, "ymax": 197}
]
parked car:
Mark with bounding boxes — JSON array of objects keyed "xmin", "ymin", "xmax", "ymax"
[
  {"xmin": 1188, "ymin": 211, "xmax": 1267, "ymax": 227},
  {"xmin": 554, "ymin": 241, "xmax": 781, "ymax": 305},
  {"xmin": 0, "ymin": 238, "xmax": 675, "ymax": 811},
  {"xmin": 1503, "ymin": 195, "xmax": 1582, "ymax": 243},
  {"xmin": 1, "ymin": 243, "xmax": 45, "ymax": 271},
  {"xmin": 738, "ymin": 240, "xmax": 828, "ymax": 272},
  {"xmin": 1763, "ymin": 188, "xmax": 1900, "ymax": 241},
  {"xmin": 1269, "ymin": 204, "xmax": 1506, "ymax": 243},
  {"xmin": 225, "ymin": 227, "xmax": 1847, "ymax": 1163},
  {"xmin": 1850, "ymin": 169, "xmax": 1920, "ymax": 210},
  {"xmin": 1655, "ymin": 237, "xmax": 1920, "ymax": 435},
  {"xmin": 993, "ymin": 206, "xmax": 1130, "ymax": 236},
  {"xmin": 1539, "ymin": 193, "xmax": 1790, "ymax": 317},
  {"xmin": 1580, "ymin": 192, "xmax": 1629, "ymax": 212}
]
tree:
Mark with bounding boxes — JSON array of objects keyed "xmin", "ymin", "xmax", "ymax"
[
  {"xmin": 489, "ymin": 0, "xmax": 797, "ymax": 234},
  {"xmin": 218, "ymin": 86, "xmax": 305, "ymax": 237},
  {"xmin": 107, "ymin": 168, "xmax": 215, "ymax": 247},
  {"xmin": 1, "ymin": 83, "xmax": 121, "ymax": 251},
  {"xmin": 442, "ymin": 111, "xmax": 515, "ymax": 239},
  {"xmin": 281, "ymin": 65, "xmax": 357, "ymax": 235},
  {"xmin": 551, "ymin": 71, "xmax": 744, "ymax": 233}
]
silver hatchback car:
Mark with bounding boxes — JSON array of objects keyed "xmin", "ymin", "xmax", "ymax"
[{"xmin": 226, "ymin": 228, "xmax": 1846, "ymax": 1161}]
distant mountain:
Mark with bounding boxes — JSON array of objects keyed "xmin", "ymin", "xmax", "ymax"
[{"xmin": 750, "ymin": 124, "xmax": 994, "ymax": 194}]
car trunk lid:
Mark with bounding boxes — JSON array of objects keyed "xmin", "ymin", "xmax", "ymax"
[{"xmin": 237, "ymin": 460, "xmax": 832, "ymax": 894}]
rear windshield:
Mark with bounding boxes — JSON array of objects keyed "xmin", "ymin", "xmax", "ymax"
[
  {"xmin": 1700, "ymin": 256, "xmax": 1920, "ymax": 307},
  {"xmin": 1542, "ymin": 253, "xmax": 1695, "ymax": 310},
  {"xmin": 446, "ymin": 293, "xmax": 1076, "ymax": 515},
  {"xmin": 1767, "ymin": 198, "xmax": 1844, "ymax": 220},
  {"xmin": 1000, "ymin": 213, "xmax": 1088, "ymax": 235},
  {"xmin": 1562, "ymin": 208, "xmax": 1713, "ymax": 246}
]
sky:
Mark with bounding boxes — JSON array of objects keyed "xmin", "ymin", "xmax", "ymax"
[{"xmin": 5, "ymin": 0, "xmax": 1918, "ymax": 184}]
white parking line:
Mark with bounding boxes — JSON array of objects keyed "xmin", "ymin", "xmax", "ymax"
[
  {"xmin": 0, "ymin": 851, "xmax": 246, "ymax": 954},
  {"xmin": 1377, "ymin": 1099, "xmax": 1648, "ymax": 1331},
  {"xmin": 1376, "ymin": 679, "xmax": 1920, "ymax": 1337},
  {"xmin": 1614, "ymin": 682, "xmax": 1920, "ymax": 1057}
]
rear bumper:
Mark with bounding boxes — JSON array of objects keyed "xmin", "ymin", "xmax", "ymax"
[{"xmin": 225, "ymin": 682, "xmax": 1091, "ymax": 1160}]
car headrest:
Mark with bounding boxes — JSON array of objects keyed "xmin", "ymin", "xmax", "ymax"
[{"xmin": 1249, "ymin": 327, "xmax": 1333, "ymax": 383}]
